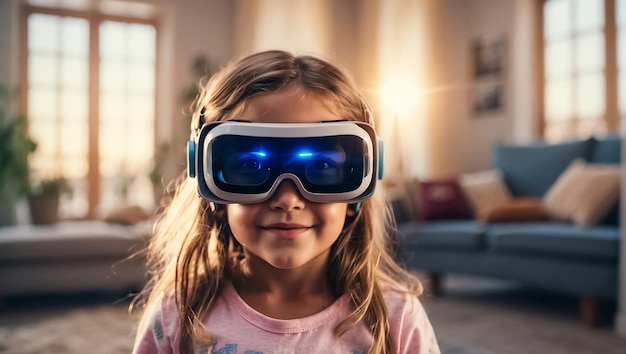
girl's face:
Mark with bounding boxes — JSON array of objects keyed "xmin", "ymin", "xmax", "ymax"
[{"xmin": 226, "ymin": 85, "xmax": 349, "ymax": 270}]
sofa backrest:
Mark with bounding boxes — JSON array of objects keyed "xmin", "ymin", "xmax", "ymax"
[
  {"xmin": 492, "ymin": 137, "xmax": 594, "ymax": 197},
  {"xmin": 492, "ymin": 135, "xmax": 622, "ymax": 226},
  {"xmin": 590, "ymin": 135, "xmax": 621, "ymax": 164}
]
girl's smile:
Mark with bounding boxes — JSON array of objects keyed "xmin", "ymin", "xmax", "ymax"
[{"xmin": 260, "ymin": 222, "xmax": 314, "ymax": 239}]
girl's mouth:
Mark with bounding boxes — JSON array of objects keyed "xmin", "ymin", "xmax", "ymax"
[{"xmin": 262, "ymin": 223, "xmax": 311, "ymax": 239}]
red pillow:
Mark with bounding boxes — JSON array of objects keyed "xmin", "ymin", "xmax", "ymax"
[{"xmin": 418, "ymin": 178, "xmax": 472, "ymax": 221}]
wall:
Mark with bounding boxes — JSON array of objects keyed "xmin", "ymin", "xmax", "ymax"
[{"xmin": 421, "ymin": 0, "xmax": 532, "ymax": 178}]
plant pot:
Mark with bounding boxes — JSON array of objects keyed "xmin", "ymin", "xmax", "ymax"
[{"xmin": 28, "ymin": 194, "xmax": 60, "ymax": 225}]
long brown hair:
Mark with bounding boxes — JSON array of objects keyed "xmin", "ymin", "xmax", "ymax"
[{"xmin": 132, "ymin": 50, "xmax": 423, "ymax": 354}]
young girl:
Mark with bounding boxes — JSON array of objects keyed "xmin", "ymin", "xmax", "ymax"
[{"xmin": 132, "ymin": 50, "xmax": 440, "ymax": 354}]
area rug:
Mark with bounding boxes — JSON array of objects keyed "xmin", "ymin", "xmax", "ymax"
[{"xmin": 0, "ymin": 305, "xmax": 138, "ymax": 354}]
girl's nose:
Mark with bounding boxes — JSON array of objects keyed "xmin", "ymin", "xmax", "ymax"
[{"xmin": 268, "ymin": 180, "xmax": 305, "ymax": 211}]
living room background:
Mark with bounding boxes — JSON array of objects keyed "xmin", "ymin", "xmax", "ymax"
[{"xmin": 0, "ymin": 0, "xmax": 624, "ymax": 338}]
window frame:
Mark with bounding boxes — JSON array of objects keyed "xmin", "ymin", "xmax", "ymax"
[
  {"xmin": 19, "ymin": 4, "xmax": 160, "ymax": 219},
  {"xmin": 537, "ymin": 0, "xmax": 620, "ymax": 138}
]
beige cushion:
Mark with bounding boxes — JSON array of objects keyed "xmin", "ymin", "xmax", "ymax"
[
  {"xmin": 459, "ymin": 169, "xmax": 512, "ymax": 213},
  {"xmin": 543, "ymin": 159, "xmax": 620, "ymax": 227}
]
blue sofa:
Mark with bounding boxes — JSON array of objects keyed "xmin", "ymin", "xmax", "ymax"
[{"xmin": 396, "ymin": 135, "xmax": 621, "ymax": 327}]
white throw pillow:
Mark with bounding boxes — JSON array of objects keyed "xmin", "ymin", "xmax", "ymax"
[
  {"xmin": 542, "ymin": 159, "xmax": 620, "ymax": 227},
  {"xmin": 459, "ymin": 169, "xmax": 512, "ymax": 213}
]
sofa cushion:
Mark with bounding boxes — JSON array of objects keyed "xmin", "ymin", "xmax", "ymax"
[
  {"xmin": 492, "ymin": 138, "xmax": 593, "ymax": 197},
  {"xmin": 418, "ymin": 177, "xmax": 472, "ymax": 220},
  {"xmin": 486, "ymin": 223, "xmax": 620, "ymax": 261},
  {"xmin": 543, "ymin": 159, "xmax": 620, "ymax": 227},
  {"xmin": 397, "ymin": 220, "xmax": 486, "ymax": 251},
  {"xmin": 0, "ymin": 221, "xmax": 149, "ymax": 262},
  {"xmin": 477, "ymin": 198, "xmax": 549, "ymax": 223},
  {"xmin": 459, "ymin": 169, "xmax": 512, "ymax": 213}
]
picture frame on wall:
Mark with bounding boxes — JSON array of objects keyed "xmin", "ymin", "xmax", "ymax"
[
  {"xmin": 473, "ymin": 81, "xmax": 505, "ymax": 114},
  {"xmin": 472, "ymin": 37, "xmax": 507, "ymax": 78},
  {"xmin": 471, "ymin": 37, "xmax": 507, "ymax": 116}
]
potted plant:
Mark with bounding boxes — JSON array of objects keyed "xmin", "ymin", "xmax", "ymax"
[
  {"xmin": 0, "ymin": 84, "xmax": 37, "ymax": 226},
  {"xmin": 27, "ymin": 176, "xmax": 72, "ymax": 225}
]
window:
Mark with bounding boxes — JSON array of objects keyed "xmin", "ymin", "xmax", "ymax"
[
  {"xmin": 23, "ymin": 5, "xmax": 157, "ymax": 218},
  {"xmin": 618, "ymin": 0, "xmax": 626, "ymax": 122},
  {"xmin": 541, "ymin": 0, "xmax": 622, "ymax": 141}
]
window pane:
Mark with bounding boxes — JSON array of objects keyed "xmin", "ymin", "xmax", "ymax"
[
  {"xmin": 100, "ymin": 94, "xmax": 127, "ymax": 123},
  {"xmin": 98, "ymin": 20, "xmax": 156, "ymax": 211},
  {"xmin": 575, "ymin": 73, "xmax": 605, "ymax": 119},
  {"xmin": 60, "ymin": 89, "xmax": 88, "ymax": 122},
  {"xmin": 60, "ymin": 58, "xmax": 88, "ymax": 89},
  {"xmin": 618, "ymin": 0, "xmax": 626, "ymax": 26},
  {"xmin": 60, "ymin": 122, "xmax": 88, "ymax": 158},
  {"xmin": 29, "ymin": 153, "xmax": 58, "ymax": 178},
  {"xmin": 100, "ymin": 61, "xmax": 127, "ymax": 92},
  {"xmin": 545, "ymin": 40, "xmax": 572, "ymax": 78},
  {"xmin": 29, "ymin": 55, "xmax": 58, "ymax": 86},
  {"xmin": 128, "ymin": 94, "xmax": 154, "ymax": 122},
  {"xmin": 28, "ymin": 14, "xmax": 59, "ymax": 53},
  {"xmin": 544, "ymin": 0, "xmax": 572, "ymax": 39},
  {"xmin": 128, "ymin": 24, "xmax": 156, "ymax": 61},
  {"xmin": 128, "ymin": 121, "xmax": 153, "ymax": 165},
  {"xmin": 60, "ymin": 157, "xmax": 88, "ymax": 179},
  {"xmin": 127, "ymin": 63, "xmax": 155, "ymax": 93},
  {"xmin": 28, "ymin": 87, "xmax": 58, "ymax": 121},
  {"xmin": 575, "ymin": 33, "xmax": 605, "ymax": 72},
  {"xmin": 100, "ymin": 125, "xmax": 126, "ymax": 162},
  {"xmin": 546, "ymin": 79, "xmax": 573, "ymax": 121},
  {"xmin": 100, "ymin": 21, "xmax": 126, "ymax": 59},
  {"xmin": 61, "ymin": 17, "xmax": 89, "ymax": 57},
  {"xmin": 575, "ymin": 0, "xmax": 603, "ymax": 32}
]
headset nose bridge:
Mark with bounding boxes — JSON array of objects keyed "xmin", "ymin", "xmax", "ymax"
[
  {"xmin": 270, "ymin": 174, "xmax": 306, "ymax": 198},
  {"xmin": 268, "ymin": 177, "xmax": 307, "ymax": 209}
]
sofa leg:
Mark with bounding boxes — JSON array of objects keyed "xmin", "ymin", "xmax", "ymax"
[
  {"xmin": 426, "ymin": 272, "xmax": 442, "ymax": 297},
  {"xmin": 580, "ymin": 296, "xmax": 598, "ymax": 328}
]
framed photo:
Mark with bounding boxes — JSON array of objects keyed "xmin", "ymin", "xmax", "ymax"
[
  {"xmin": 472, "ymin": 38, "xmax": 507, "ymax": 79},
  {"xmin": 471, "ymin": 37, "xmax": 507, "ymax": 116},
  {"xmin": 472, "ymin": 81, "xmax": 504, "ymax": 114}
]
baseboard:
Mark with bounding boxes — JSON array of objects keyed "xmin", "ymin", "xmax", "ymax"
[{"xmin": 616, "ymin": 311, "xmax": 626, "ymax": 338}]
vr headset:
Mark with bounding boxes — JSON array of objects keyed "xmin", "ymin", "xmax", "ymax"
[{"xmin": 187, "ymin": 121, "xmax": 384, "ymax": 204}]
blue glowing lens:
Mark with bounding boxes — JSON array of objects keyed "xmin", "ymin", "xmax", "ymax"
[
  {"xmin": 210, "ymin": 135, "xmax": 364, "ymax": 194},
  {"xmin": 221, "ymin": 151, "xmax": 270, "ymax": 186}
]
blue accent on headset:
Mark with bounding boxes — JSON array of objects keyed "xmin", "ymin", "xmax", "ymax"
[
  {"xmin": 187, "ymin": 140, "xmax": 196, "ymax": 178},
  {"xmin": 377, "ymin": 141, "xmax": 384, "ymax": 180}
]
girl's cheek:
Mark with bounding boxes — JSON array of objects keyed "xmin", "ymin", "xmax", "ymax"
[{"xmin": 226, "ymin": 204, "xmax": 249, "ymax": 225}]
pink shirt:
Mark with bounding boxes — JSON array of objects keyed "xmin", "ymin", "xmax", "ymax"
[{"xmin": 133, "ymin": 282, "xmax": 440, "ymax": 354}]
